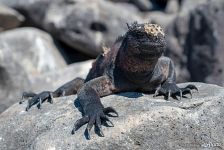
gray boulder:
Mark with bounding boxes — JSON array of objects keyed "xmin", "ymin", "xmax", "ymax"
[
  {"xmin": 0, "ymin": 82, "xmax": 224, "ymax": 149},
  {"xmin": 42, "ymin": 0, "xmax": 143, "ymax": 56},
  {"xmin": 30, "ymin": 60, "xmax": 93, "ymax": 92},
  {"xmin": 166, "ymin": 0, "xmax": 224, "ymax": 86},
  {"xmin": 108, "ymin": 0, "xmax": 153, "ymax": 11},
  {"xmin": 0, "ymin": 57, "xmax": 30, "ymax": 113},
  {"xmin": 0, "ymin": 0, "xmax": 144, "ymax": 56},
  {"xmin": 165, "ymin": 0, "xmax": 179, "ymax": 14},
  {"xmin": 180, "ymin": 0, "xmax": 208, "ymax": 15},
  {"xmin": 143, "ymin": 11, "xmax": 176, "ymax": 29},
  {"xmin": 0, "ymin": 27, "xmax": 66, "ymax": 113},
  {"xmin": 185, "ymin": 0, "xmax": 224, "ymax": 86},
  {"xmin": 0, "ymin": 27, "xmax": 66, "ymax": 75},
  {"xmin": 0, "ymin": 5, "xmax": 24, "ymax": 31},
  {"xmin": 130, "ymin": 0, "xmax": 153, "ymax": 11},
  {"xmin": 0, "ymin": 0, "xmax": 53, "ymax": 8},
  {"xmin": 0, "ymin": 59, "xmax": 92, "ymax": 113}
]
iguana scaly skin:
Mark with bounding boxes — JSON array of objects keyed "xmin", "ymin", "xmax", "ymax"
[{"xmin": 21, "ymin": 22, "xmax": 198, "ymax": 139}]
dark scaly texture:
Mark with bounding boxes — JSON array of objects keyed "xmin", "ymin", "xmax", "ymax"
[{"xmin": 21, "ymin": 22, "xmax": 198, "ymax": 139}]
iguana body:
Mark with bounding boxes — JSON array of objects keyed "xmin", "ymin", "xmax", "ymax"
[{"xmin": 22, "ymin": 22, "xmax": 197, "ymax": 139}]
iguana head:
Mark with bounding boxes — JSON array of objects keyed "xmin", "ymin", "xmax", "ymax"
[{"xmin": 124, "ymin": 22, "xmax": 166, "ymax": 60}]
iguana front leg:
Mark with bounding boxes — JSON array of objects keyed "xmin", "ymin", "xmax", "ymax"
[
  {"xmin": 154, "ymin": 58, "xmax": 198, "ymax": 100},
  {"xmin": 22, "ymin": 77, "xmax": 84, "ymax": 111},
  {"xmin": 72, "ymin": 76, "xmax": 118, "ymax": 139}
]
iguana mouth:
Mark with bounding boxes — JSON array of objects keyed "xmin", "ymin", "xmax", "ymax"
[
  {"xmin": 139, "ymin": 52, "xmax": 163, "ymax": 61},
  {"xmin": 140, "ymin": 42, "xmax": 165, "ymax": 54},
  {"xmin": 141, "ymin": 49, "xmax": 163, "ymax": 55}
]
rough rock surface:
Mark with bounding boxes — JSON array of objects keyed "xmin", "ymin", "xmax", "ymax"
[
  {"xmin": 0, "ymin": 59, "xmax": 92, "ymax": 113},
  {"xmin": 0, "ymin": 55, "xmax": 30, "ymax": 113},
  {"xmin": 185, "ymin": 0, "xmax": 224, "ymax": 86},
  {"xmin": 0, "ymin": 0, "xmax": 48, "ymax": 7},
  {"xmin": 166, "ymin": 0, "xmax": 224, "ymax": 85},
  {"xmin": 30, "ymin": 60, "xmax": 93, "ymax": 92},
  {"xmin": 0, "ymin": 0, "xmax": 144, "ymax": 56},
  {"xmin": 42, "ymin": 0, "xmax": 143, "ymax": 56},
  {"xmin": 0, "ymin": 5, "xmax": 24, "ymax": 31},
  {"xmin": 130, "ymin": 0, "xmax": 153, "ymax": 11},
  {"xmin": 0, "ymin": 27, "xmax": 66, "ymax": 76},
  {"xmin": 0, "ymin": 27, "xmax": 66, "ymax": 113},
  {"xmin": 143, "ymin": 11, "xmax": 176, "ymax": 29},
  {"xmin": 0, "ymin": 82, "xmax": 224, "ymax": 149},
  {"xmin": 180, "ymin": 0, "xmax": 207, "ymax": 14},
  {"xmin": 165, "ymin": 0, "xmax": 179, "ymax": 14}
]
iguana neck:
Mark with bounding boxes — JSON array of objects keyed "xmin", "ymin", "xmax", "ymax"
[
  {"xmin": 117, "ymin": 46, "xmax": 157, "ymax": 71},
  {"xmin": 116, "ymin": 48, "xmax": 158, "ymax": 84}
]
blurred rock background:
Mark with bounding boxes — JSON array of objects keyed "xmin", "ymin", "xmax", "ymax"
[{"xmin": 0, "ymin": 0, "xmax": 223, "ymax": 113}]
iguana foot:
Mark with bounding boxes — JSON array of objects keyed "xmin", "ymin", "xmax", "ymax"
[
  {"xmin": 153, "ymin": 82, "xmax": 198, "ymax": 100},
  {"xmin": 21, "ymin": 91, "xmax": 54, "ymax": 111},
  {"xmin": 20, "ymin": 91, "xmax": 37, "ymax": 104},
  {"xmin": 72, "ymin": 105, "xmax": 118, "ymax": 139}
]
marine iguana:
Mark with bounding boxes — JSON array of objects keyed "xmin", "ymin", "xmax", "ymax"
[{"xmin": 21, "ymin": 22, "xmax": 198, "ymax": 139}]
